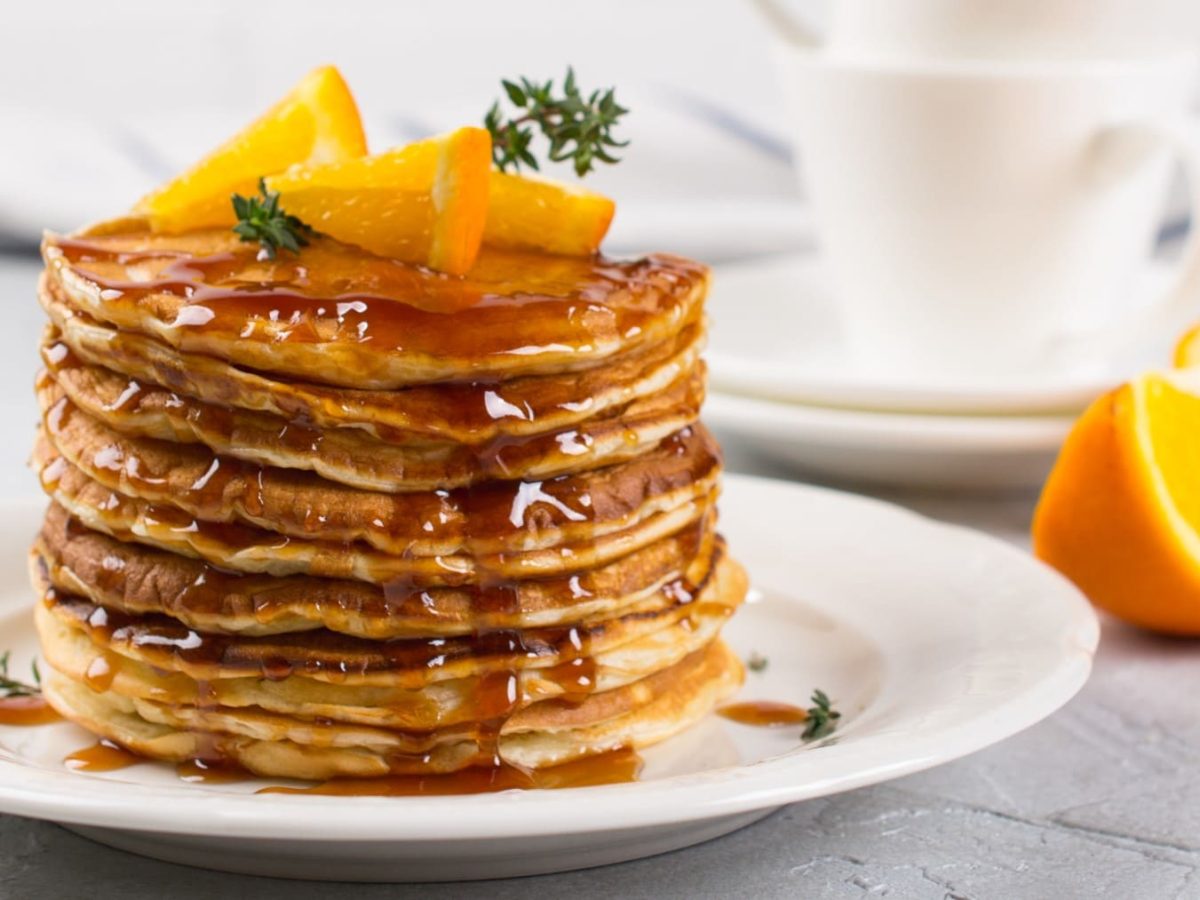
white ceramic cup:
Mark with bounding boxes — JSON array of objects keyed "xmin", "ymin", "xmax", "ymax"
[
  {"xmin": 825, "ymin": 0, "xmax": 1194, "ymax": 61},
  {"xmin": 776, "ymin": 48, "xmax": 1200, "ymax": 378}
]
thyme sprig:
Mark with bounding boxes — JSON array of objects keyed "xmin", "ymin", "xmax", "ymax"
[
  {"xmin": 0, "ymin": 651, "xmax": 41, "ymax": 698},
  {"xmin": 231, "ymin": 178, "xmax": 315, "ymax": 260},
  {"xmin": 802, "ymin": 689, "xmax": 841, "ymax": 742},
  {"xmin": 484, "ymin": 68, "xmax": 629, "ymax": 177}
]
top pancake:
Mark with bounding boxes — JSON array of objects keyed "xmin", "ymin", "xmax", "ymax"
[{"xmin": 43, "ymin": 223, "xmax": 710, "ymax": 389}]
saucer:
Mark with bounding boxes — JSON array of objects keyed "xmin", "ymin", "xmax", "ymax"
[
  {"xmin": 706, "ymin": 254, "xmax": 1174, "ymax": 415},
  {"xmin": 706, "ymin": 392, "xmax": 1073, "ymax": 490}
]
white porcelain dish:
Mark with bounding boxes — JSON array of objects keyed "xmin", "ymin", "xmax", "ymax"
[
  {"xmin": 706, "ymin": 254, "xmax": 1174, "ymax": 415},
  {"xmin": 0, "ymin": 481, "xmax": 1097, "ymax": 881},
  {"xmin": 706, "ymin": 393, "xmax": 1073, "ymax": 491}
]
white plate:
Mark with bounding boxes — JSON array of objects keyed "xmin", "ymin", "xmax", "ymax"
[
  {"xmin": 707, "ymin": 254, "xmax": 1173, "ymax": 415},
  {"xmin": 707, "ymin": 392, "xmax": 1073, "ymax": 491},
  {"xmin": 0, "ymin": 482, "xmax": 1097, "ymax": 882}
]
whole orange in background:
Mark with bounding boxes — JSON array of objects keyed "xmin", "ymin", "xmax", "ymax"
[{"xmin": 1033, "ymin": 370, "xmax": 1200, "ymax": 635}]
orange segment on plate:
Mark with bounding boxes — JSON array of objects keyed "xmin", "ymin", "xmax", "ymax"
[
  {"xmin": 1033, "ymin": 370, "xmax": 1200, "ymax": 634},
  {"xmin": 135, "ymin": 65, "xmax": 366, "ymax": 233},
  {"xmin": 266, "ymin": 127, "xmax": 491, "ymax": 275},
  {"xmin": 484, "ymin": 172, "xmax": 615, "ymax": 256}
]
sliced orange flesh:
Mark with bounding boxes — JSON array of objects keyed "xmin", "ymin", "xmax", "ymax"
[
  {"xmin": 1173, "ymin": 323, "xmax": 1200, "ymax": 368},
  {"xmin": 135, "ymin": 66, "xmax": 366, "ymax": 233},
  {"xmin": 266, "ymin": 127, "xmax": 491, "ymax": 275},
  {"xmin": 1033, "ymin": 370, "xmax": 1200, "ymax": 634},
  {"xmin": 485, "ymin": 172, "xmax": 615, "ymax": 256}
]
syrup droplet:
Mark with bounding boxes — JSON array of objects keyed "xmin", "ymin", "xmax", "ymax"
[
  {"xmin": 0, "ymin": 695, "xmax": 62, "ymax": 726},
  {"xmin": 717, "ymin": 700, "xmax": 809, "ymax": 727},
  {"xmin": 64, "ymin": 739, "xmax": 142, "ymax": 772}
]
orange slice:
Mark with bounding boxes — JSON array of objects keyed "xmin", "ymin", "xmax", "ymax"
[
  {"xmin": 135, "ymin": 65, "xmax": 366, "ymax": 233},
  {"xmin": 266, "ymin": 127, "xmax": 491, "ymax": 275},
  {"xmin": 1173, "ymin": 323, "xmax": 1200, "ymax": 368},
  {"xmin": 484, "ymin": 173, "xmax": 615, "ymax": 256},
  {"xmin": 1033, "ymin": 370, "xmax": 1200, "ymax": 634}
]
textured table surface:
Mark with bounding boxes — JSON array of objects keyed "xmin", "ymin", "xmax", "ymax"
[{"xmin": 0, "ymin": 258, "xmax": 1197, "ymax": 900}]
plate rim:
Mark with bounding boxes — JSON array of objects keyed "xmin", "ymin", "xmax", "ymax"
[
  {"xmin": 0, "ymin": 478, "xmax": 1099, "ymax": 842},
  {"xmin": 704, "ymin": 391, "xmax": 1074, "ymax": 450}
]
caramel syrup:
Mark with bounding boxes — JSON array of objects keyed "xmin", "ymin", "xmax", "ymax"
[
  {"xmin": 38, "ymin": 384, "xmax": 718, "ymax": 572},
  {"xmin": 257, "ymin": 747, "xmax": 643, "ymax": 796},
  {"xmin": 718, "ymin": 701, "xmax": 810, "ymax": 727},
  {"xmin": 64, "ymin": 739, "xmax": 142, "ymax": 772},
  {"xmin": 39, "ymin": 233, "xmax": 712, "ymax": 790},
  {"xmin": 176, "ymin": 758, "xmax": 250, "ymax": 784},
  {"xmin": 49, "ymin": 236, "xmax": 707, "ymax": 368},
  {"xmin": 0, "ymin": 695, "xmax": 62, "ymax": 726}
]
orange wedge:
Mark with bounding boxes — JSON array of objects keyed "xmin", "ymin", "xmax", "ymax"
[
  {"xmin": 1173, "ymin": 323, "xmax": 1200, "ymax": 368},
  {"xmin": 484, "ymin": 173, "xmax": 615, "ymax": 256},
  {"xmin": 1033, "ymin": 370, "xmax": 1200, "ymax": 634},
  {"xmin": 136, "ymin": 65, "xmax": 366, "ymax": 233},
  {"xmin": 266, "ymin": 127, "xmax": 491, "ymax": 275}
]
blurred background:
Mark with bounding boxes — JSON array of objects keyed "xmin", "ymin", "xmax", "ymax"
[
  {"xmin": 2, "ymin": 0, "xmax": 1199, "ymax": 506},
  {"xmin": 0, "ymin": 0, "xmax": 831, "ymax": 260}
]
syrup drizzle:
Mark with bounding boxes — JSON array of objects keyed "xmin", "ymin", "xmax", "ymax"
[
  {"xmin": 0, "ymin": 695, "xmax": 62, "ymax": 726},
  {"xmin": 176, "ymin": 758, "xmax": 250, "ymax": 784},
  {"xmin": 718, "ymin": 700, "xmax": 810, "ymax": 727},
  {"xmin": 49, "ymin": 236, "xmax": 707, "ymax": 375},
  {"xmin": 257, "ymin": 747, "xmax": 643, "ymax": 796},
  {"xmin": 64, "ymin": 739, "xmax": 142, "ymax": 772},
  {"xmin": 37, "ymin": 232, "xmax": 716, "ymax": 789}
]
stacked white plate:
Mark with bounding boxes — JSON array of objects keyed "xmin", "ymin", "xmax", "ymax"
[{"xmin": 705, "ymin": 255, "xmax": 1174, "ymax": 491}]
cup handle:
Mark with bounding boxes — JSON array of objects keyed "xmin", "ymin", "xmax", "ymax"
[{"xmin": 1055, "ymin": 116, "xmax": 1200, "ymax": 358}]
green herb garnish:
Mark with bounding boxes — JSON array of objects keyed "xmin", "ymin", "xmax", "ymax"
[
  {"xmin": 484, "ymin": 68, "xmax": 629, "ymax": 177},
  {"xmin": 0, "ymin": 651, "xmax": 42, "ymax": 698},
  {"xmin": 231, "ymin": 178, "xmax": 315, "ymax": 260},
  {"xmin": 747, "ymin": 651, "xmax": 769, "ymax": 673},
  {"xmin": 802, "ymin": 689, "xmax": 841, "ymax": 742}
]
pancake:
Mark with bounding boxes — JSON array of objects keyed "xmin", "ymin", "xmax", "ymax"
[
  {"xmin": 41, "ymin": 458, "xmax": 717, "ymax": 584},
  {"xmin": 36, "ymin": 503, "xmax": 715, "ymax": 637},
  {"xmin": 38, "ymin": 354, "xmax": 706, "ymax": 491},
  {"xmin": 42, "ymin": 641, "xmax": 744, "ymax": 778},
  {"xmin": 43, "ymin": 226, "xmax": 710, "ymax": 389},
  {"xmin": 35, "ymin": 553, "xmax": 746, "ymax": 730},
  {"xmin": 40, "ymin": 300, "xmax": 705, "ymax": 443},
  {"xmin": 35, "ymin": 546, "xmax": 741, "ymax": 689},
  {"xmin": 36, "ymin": 396, "xmax": 720, "ymax": 559},
  {"xmin": 30, "ymin": 212, "xmax": 749, "ymax": 782}
]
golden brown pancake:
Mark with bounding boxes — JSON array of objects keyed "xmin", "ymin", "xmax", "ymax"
[
  {"xmin": 36, "ymin": 503, "xmax": 716, "ymax": 637},
  {"xmin": 34, "ymin": 553, "xmax": 747, "ymax": 730},
  {"xmin": 36, "ymin": 394, "xmax": 721, "ymax": 558},
  {"xmin": 42, "ymin": 641, "xmax": 744, "ymax": 778},
  {"xmin": 31, "ymin": 217, "xmax": 747, "ymax": 782},
  {"xmin": 38, "ymin": 355, "xmax": 706, "ymax": 491},
  {"xmin": 40, "ymin": 305, "xmax": 706, "ymax": 443},
  {"xmin": 43, "ymin": 227, "xmax": 710, "ymax": 389}
]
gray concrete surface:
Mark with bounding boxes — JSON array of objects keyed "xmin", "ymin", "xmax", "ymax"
[{"xmin": 0, "ymin": 257, "xmax": 1197, "ymax": 898}]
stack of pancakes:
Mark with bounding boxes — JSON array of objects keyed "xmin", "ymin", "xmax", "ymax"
[{"xmin": 31, "ymin": 220, "xmax": 747, "ymax": 780}]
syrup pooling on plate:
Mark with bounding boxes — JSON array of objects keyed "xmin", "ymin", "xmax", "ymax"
[
  {"xmin": 718, "ymin": 700, "xmax": 810, "ymax": 727},
  {"xmin": 47, "ymin": 233, "xmax": 708, "ymax": 382},
  {"xmin": 258, "ymin": 747, "xmax": 643, "ymax": 795},
  {"xmin": 64, "ymin": 739, "xmax": 142, "ymax": 772},
  {"xmin": 0, "ymin": 695, "xmax": 62, "ymax": 725}
]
